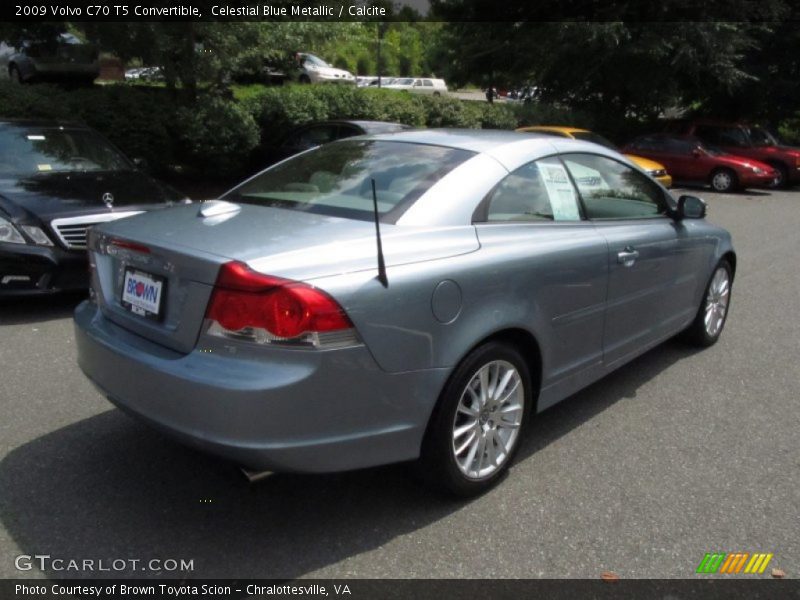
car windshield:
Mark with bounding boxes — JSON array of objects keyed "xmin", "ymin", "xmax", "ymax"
[
  {"xmin": 224, "ymin": 140, "xmax": 474, "ymax": 222},
  {"xmin": 302, "ymin": 54, "xmax": 330, "ymax": 68},
  {"xmin": 571, "ymin": 131, "xmax": 617, "ymax": 150},
  {"xmin": 0, "ymin": 126, "xmax": 131, "ymax": 176}
]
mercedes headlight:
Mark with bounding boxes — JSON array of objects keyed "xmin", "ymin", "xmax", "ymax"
[
  {"xmin": 21, "ymin": 225, "xmax": 53, "ymax": 246},
  {"xmin": 0, "ymin": 217, "xmax": 26, "ymax": 244}
]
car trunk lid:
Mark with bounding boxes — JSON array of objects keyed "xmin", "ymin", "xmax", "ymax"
[{"xmin": 88, "ymin": 202, "xmax": 479, "ymax": 353}]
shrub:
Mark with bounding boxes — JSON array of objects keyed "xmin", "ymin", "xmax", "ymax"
[
  {"xmin": 0, "ymin": 82, "xmax": 70, "ymax": 120},
  {"xmin": 777, "ymin": 114, "xmax": 800, "ymax": 145},
  {"xmin": 510, "ymin": 101, "xmax": 596, "ymax": 130},
  {"xmin": 477, "ymin": 103, "xmax": 518, "ymax": 129},
  {"xmin": 421, "ymin": 95, "xmax": 482, "ymax": 128},
  {"xmin": 243, "ymin": 84, "xmax": 429, "ymax": 144},
  {"xmin": 175, "ymin": 94, "xmax": 259, "ymax": 177},
  {"xmin": 0, "ymin": 82, "xmax": 180, "ymax": 172}
]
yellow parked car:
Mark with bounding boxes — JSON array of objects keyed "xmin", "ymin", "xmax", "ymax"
[{"xmin": 516, "ymin": 126, "xmax": 673, "ymax": 188}]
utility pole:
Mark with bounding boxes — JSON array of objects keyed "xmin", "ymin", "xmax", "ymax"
[{"xmin": 376, "ymin": 22, "xmax": 387, "ymax": 88}]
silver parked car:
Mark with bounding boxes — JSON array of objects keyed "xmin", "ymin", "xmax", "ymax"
[
  {"xmin": 0, "ymin": 33, "xmax": 99, "ymax": 84},
  {"xmin": 74, "ymin": 130, "xmax": 735, "ymax": 496}
]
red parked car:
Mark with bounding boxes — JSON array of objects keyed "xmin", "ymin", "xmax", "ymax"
[
  {"xmin": 664, "ymin": 120, "xmax": 800, "ymax": 188},
  {"xmin": 622, "ymin": 134, "xmax": 778, "ymax": 193}
]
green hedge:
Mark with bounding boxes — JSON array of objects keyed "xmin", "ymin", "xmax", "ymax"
[
  {"xmin": 4, "ymin": 82, "xmax": 629, "ymax": 182},
  {"xmin": 0, "ymin": 82, "xmax": 181, "ymax": 173},
  {"xmin": 777, "ymin": 114, "xmax": 800, "ymax": 145},
  {"xmin": 0, "ymin": 82, "xmax": 258, "ymax": 179},
  {"xmin": 243, "ymin": 84, "xmax": 519, "ymax": 141}
]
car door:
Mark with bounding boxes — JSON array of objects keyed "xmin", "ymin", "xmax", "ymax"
[
  {"xmin": 562, "ymin": 153, "xmax": 694, "ymax": 368},
  {"xmin": 473, "ymin": 156, "xmax": 609, "ymax": 408}
]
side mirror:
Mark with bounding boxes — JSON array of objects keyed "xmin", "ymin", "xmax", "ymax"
[
  {"xmin": 691, "ymin": 148, "xmax": 702, "ymax": 158},
  {"xmin": 677, "ymin": 195, "xmax": 707, "ymax": 219},
  {"xmin": 132, "ymin": 157, "xmax": 149, "ymax": 171}
]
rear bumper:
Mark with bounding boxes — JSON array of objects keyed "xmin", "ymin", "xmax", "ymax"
[
  {"xmin": 74, "ymin": 301, "xmax": 449, "ymax": 473},
  {"xmin": 0, "ymin": 242, "xmax": 88, "ymax": 296}
]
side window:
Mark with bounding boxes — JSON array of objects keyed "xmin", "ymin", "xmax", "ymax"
[
  {"xmin": 630, "ymin": 136, "xmax": 660, "ymax": 151},
  {"xmin": 664, "ymin": 137, "xmax": 694, "ymax": 154},
  {"xmin": 484, "ymin": 157, "xmax": 581, "ymax": 222},
  {"xmin": 695, "ymin": 125, "xmax": 748, "ymax": 148},
  {"xmin": 563, "ymin": 154, "xmax": 668, "ymax": 220}
]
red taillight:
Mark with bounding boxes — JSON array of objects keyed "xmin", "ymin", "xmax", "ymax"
[
  {"xmin": 109, "ymin": 238, "xmax": 151, "ymax": 254},
  {"xmin": 205, "ymin": 261, "xmax": 353, "ymax": 341}
]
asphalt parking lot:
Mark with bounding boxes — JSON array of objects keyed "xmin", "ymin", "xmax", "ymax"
[{"xmin": 0, "ymin": 186, "xmax": 798, "ymax": 580}]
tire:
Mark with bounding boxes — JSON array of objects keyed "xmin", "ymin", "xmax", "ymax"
[
  {"xmin": 298, "ymin": 74, "xmax": 311, "ymax": 84},
  {"xmin": 432, "ymin": 91, "xmax": 441, "ymax": 97},
  {"xmin": 415, "ymin": 341, "xmax": 531, "ymax": 497},
  {"xmin": 769, "ymin": 163, "xmax": 789, "ymax": 189},
  {"xmin": 683, "ymin": 260, "xmax": 733, "ymax": 347},
  {"xmin": 710, "ymin": 168, "xmax": 738, "ymax": 193}
]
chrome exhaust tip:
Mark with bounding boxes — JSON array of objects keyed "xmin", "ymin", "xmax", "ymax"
[{"xmin": 241, "ymin": 467, "xmax": 274, "ymax": 484}]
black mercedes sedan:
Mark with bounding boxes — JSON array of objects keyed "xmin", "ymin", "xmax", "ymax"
[{"xmin": 0, "ymin": 120, "xmax": 188, "ymax": 296}]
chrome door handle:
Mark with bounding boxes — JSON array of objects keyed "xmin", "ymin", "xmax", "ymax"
[{"xmin": 617, "ymin": 247, "xmax": 639, "ymax": 267}]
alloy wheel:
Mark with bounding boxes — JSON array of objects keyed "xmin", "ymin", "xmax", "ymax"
[
  {"xmin": 452, "ymin": 360, "xmax": 524, "ymax": 480},
  {"xmin": 704, "ymin": 267, "xmax": 730, "ymax": 337}
]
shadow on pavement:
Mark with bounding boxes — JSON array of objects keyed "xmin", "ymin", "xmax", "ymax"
[
  {"xmin": 0, "ymin": 292, "xmax": 87, "ymax": 326},
  {"xmin": 0, "ymin": 338, "xmax": 699, "ymax": 579}
]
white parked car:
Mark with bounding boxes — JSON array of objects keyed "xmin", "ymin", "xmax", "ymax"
[
  {"xmin": 384, "ymin": 77, "xmax": 448, "ymax": 96},
  {"xmin": 368, "ymin": 77, "xmax": 398, "ymax": 87},
  {"xmin": 296, "ymin": 53, "xmax": 355, "ymax": 85}
]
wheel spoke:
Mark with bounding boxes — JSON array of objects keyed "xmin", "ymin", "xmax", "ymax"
[
  {"xmin": 474, "ymin": 435, "xmax": 487, "ymax": 475},
  {"xmin": 486, "ymin": 433, "xmax": 498, "ymax": 467},
  {"xmin": 462, "ymin": 435, "xmax": 481, "ymax": 472},
  {"xmin": 492, "ymin": 429, "xmax": 509, "ymax": 457},
  {"xmin": 493, "ymin": 369, "xmax": 515, "ymax": 402},
  {"xmin": 487, "ymin": 363, "xmax": 498, "ymax": 399},
  {"xmin": 457, "ymin": 403, "xmax": 479, "ymax": 418},
  {"xmin": 466, "ymin": 385, "xmax": 482, "ymax": 414},
  {"xmin": 478, "ymin": 368, "xmax": 489, "ymax": 407},
  {"xmin": 453, "ymin": 420, "xmax": 478, "ymax": 439},
  {"xmin": 497, "ymin": 379, "xmax": 521, "ymax": 405},
  {"xmin": 499, "ymin": 401, "xmax": 523, "ymax": 414},
  {"xmin": 454, "ymin": 430, "xmax": 477, "ymax": 456}
]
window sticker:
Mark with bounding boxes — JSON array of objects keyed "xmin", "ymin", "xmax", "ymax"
[
  {"xmin": 27, "ymin": 135, "xmax": 46, "ymax": 140},
  {"xmin": 540, "ymin": 162, "xmax": 581, "ymax": 221},
  {"xmin": 37, "ymin": 164, "xmax": 52, "ymax": 171}
]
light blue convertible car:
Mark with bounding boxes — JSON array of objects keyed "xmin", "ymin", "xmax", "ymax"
[{"xmin": 74, "ymin": 130, "xmax": 735, "ymax": 495}]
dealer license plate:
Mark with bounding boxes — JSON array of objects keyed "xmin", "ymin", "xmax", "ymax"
[{"xmin": 121, "ymin": 268, "xmax": 165, "ymax": 319}]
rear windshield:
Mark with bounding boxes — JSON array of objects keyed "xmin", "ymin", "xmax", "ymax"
[
  {"xmin": 224, "ymin": 140, "xmax": 475, "ymax": 222},
  {"xmin": 0, "ymin": 126, "xmax": 131, "ymax": 176}
]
